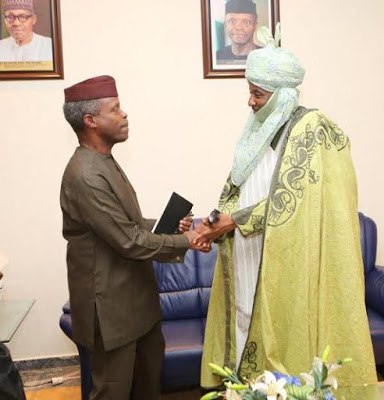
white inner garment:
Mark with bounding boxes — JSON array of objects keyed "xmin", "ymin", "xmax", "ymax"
[{"xmin": 233, "ymin": 141, "xmax": 282, "ymax": 368}]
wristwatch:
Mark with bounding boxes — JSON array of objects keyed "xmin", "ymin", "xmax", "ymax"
[{"xmin": 207, "ymin": 209, "xmax": 221, "ymax": 225}]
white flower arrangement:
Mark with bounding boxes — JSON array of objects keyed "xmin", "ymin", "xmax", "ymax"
[{"xmin": 201, "ymin": 346, "xmax": 352, "ymax": 400}]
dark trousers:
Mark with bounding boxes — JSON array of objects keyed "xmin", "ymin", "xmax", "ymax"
[
  {"xmin": 89, "ymin": 321, "xmax": 165, "ymax": 400},
  {"xmin": 0, "ymin": 343, "xmax": 26, "ymax": 400}
]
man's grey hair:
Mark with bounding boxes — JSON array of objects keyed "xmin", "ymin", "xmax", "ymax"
[{"xmin": 63, "ymin": 99, "xmax": 101, "ymax": 133}]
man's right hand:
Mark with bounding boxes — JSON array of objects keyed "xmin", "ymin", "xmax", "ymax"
[
  {"xmin": 194, "ymin": 213, "xmax": 236, "ymax": 245},
  {"xmin": 184, "ymin": 230, "xmax": 211, "ymax": 252}
]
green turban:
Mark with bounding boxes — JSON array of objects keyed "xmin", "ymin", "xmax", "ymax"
[
  {"xmin": 231, "ymin": 24, "xmax": 306, "ymax": 186},
  {"xmin": 245, "ymin": 26, "xmax": 305, "ymax": 91}
]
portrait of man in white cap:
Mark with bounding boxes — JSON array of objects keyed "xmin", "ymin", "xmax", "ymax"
[{"xmin": 0, "ymin": 0, "xmax": 53, "ymax": 62}]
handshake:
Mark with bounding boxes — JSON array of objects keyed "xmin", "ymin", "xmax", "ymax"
[{"xmin": 178, "ymin": 210, "xmax": 236, "ymax": 252}]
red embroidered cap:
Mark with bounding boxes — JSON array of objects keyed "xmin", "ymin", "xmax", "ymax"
[{"xmin": 64, "ymin": 75, "xmax": 118, "ymax": 102}]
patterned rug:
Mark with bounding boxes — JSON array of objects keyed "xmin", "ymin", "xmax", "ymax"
[{"xmin": 20, "ymin": 364, "xmax": 80, "ymax": 391}]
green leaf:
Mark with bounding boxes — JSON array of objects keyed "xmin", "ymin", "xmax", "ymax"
[
  {"xmin": 224, "ymin": 382, "xmax": 248, "ymax": 390},
  {"xmin": 224, "ymin": 366, "xmax": 234, "ymax": 375},
  {"xmin": 243, "ymin": 391, "xmax": 265, "ymax": 400},
  {"xmin": 313, "ymin": 368, "xmax": 323, "ymax": 389},
  {"xmin": 321, "ymin": 364, "xmax": 328, "ymax": 383},
  {"xmin": 200, "ymin": 391, "xmax": 219, "ymax": 400},
  {"xmin": 209, "ymin": 363, "xmax": 230, "ymax": 378},
  {"xmin": 321, "ymin": 345, "xmax": 330, "ymax": 362},
  {"xmin": 286, "ymin": 384, "xmax": 313, "ymax": 400}
]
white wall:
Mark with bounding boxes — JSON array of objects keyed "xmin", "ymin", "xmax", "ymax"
[{"xmin": 0, "ymin": 0, "xmax": 383, "ymax": 360}]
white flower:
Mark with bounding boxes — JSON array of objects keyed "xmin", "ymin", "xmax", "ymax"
[
  {"xmin": 225, "ymin": 388, "xmax": 242, "ymax": 400},
  {"xmin": 328, "ymin": 363, "xmax": 341, "ymax": 375},
  {"xmin": 324, "ymin": 363, "xmax": 341, "ymax": 390},
  {"xmin": 324, "ymin": 375, "xmax": 338, "ymax": 390},
  {"xmin": 300, "ymin": 356, "xmax": 340, "ymax": 390},
  {"xmin": 299, "ymin": 372, "xmax": 314, "ymax": 387},
  {"xmin": 250, "ymin": 370, "xmax": 287, "ymax": 400}
]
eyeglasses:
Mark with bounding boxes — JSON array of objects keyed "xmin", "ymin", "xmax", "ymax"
[{"xmin": 3, "ymin": 14, "xmax": 33, "ymax": 23}]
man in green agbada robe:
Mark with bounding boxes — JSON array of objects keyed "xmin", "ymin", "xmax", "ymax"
[{"xmin": 197, "ymin": 26, "xmax": 377, "ymax": 388}]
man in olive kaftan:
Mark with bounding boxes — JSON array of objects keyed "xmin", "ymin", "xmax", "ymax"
[{"xmin": 198, "ymin": 26, "xmax": 377, "ymax": 388}]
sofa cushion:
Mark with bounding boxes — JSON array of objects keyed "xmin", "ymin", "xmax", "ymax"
[
  {"xmin": 366, "ymin": 266, "xmax": 384, "ymax": 316},
  {"xmin": 59, "ymin": 312, "xmax": 72, "ymax": 337},
  {"xmin": 161, "ymin": 318, "xmax": 205, "ymax": 391},
  {"xmin": 153, "ymin": 244, "xmax": 217, "ymax": 321},
  {"xmin": 367, "ymin": 308, "xmax": 384, "ymax": 365}
]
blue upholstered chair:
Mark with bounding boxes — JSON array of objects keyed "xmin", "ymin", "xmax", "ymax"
[
  {"xmin": 59, "ymin": 303, "xmax": 92, "ymax": 400},
  {"xmin": 154, "ymin": 234, "xmax": 217, "ymax": 390},
  {"xmin": 59, "ymin": 213, "xmax": 384, "ymax": 400},
  {"xmin": 361, "ymin": 212, "xmax": 384, "ymax": 365}
]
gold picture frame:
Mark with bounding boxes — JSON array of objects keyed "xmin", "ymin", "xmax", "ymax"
[{"xmin": 0, "ymin": 0, "xmax": 63, "ymax": 80}]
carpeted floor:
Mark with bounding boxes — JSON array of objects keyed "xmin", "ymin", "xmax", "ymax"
[
  {"xmin": 25, "ymin": 386, "xmax": 202, "ymax": 400},
  {"xmin": 21, "ymin": 364, "xmax": 203, "ymax": 399}
]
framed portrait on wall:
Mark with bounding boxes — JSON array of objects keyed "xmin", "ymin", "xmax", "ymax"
[
  {"xmin": 201, "ymin": 0, "xmax": 279, "ymax": 79},
  {"xmin": 0, "ymin": 0, "xmax": 63, "ymax": 80}
]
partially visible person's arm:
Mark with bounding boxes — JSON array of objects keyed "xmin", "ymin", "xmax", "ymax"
[
  {"xmin": 0, "ymin": 343, "xmax": 26, "ymax": 400},
  {"xmin": 231, "ymin": 199, "xmax": 267, "ymax": 236},
  {"xmin": 194, "ymin": 198, "xmax": 267, "ymax": 246},
  {"xmin": 212, "ymin": 174, "xmax": 268, "ymax": 238}
]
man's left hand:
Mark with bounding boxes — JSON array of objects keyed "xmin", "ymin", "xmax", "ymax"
[{"xmin": 178, "ymin": 214, "xmax": 193, "ymax": 233}]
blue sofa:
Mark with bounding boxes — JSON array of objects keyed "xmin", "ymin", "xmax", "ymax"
[
  {"xmin": 361, "ymin": 213, "xmax": 384, "ymax": 365},
  {"xmin": 59, "ymin": 213, "xmax": 384, "ymax": 400}
]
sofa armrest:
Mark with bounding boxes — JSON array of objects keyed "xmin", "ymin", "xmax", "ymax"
[
  {"xmin": 62, "ymin": 300, "xmax": 71, "ymax": 314},
  {"xmin": 366, "ymin": 266, "xmax": 384, "ymax": 316}
]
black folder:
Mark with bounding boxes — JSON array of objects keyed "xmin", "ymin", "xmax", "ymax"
[{"xmin": 153, "ymin": 192, "xmax": 193, "ymax": 234}]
